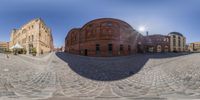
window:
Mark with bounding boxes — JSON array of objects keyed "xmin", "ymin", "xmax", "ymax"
[
  {"xmin": 164, "ymin": 46, "xmax": 169, "ymax": 52},
  {"xmin": 96, "ymin": 44, "xmax": 100, "ymax": 51},
  {"xmin": 120, "ymin": 44, "xmax": 123, "ymax": 51},
  {"xmin": 157, "ymin": 45, "xmax": 162, "ymax": 52},
  {"xmin": 173, "ymin": 39, "xmax": 176, "ymax": 46},
  {"xmin": 166, "ymin": 38, "xmax": 169, "ymax": 42},
  {"xmin": 148, "ymin": 39, "xmax": 152, "ymax": 42},
  {"xmin": 108, "ymin": 44, "xmax": 112, "ymax": 51},
  {"xmin": 178, "ymin": 39, "xmax": 181, "ymax": 47},
  {"xmin": 149, "ymin": 47, "xmax": 154, "ymax": 52},
  {"xmin": 29, "ymin": 36, "xmax": 31, "ymax": 42},
  {"xmin": 96, "ymin": 44, "xmax": 100, "ymax": 55},
  {"xmin": 128, "ymin": 45, "xmax": 131, "ymax": 53},
  {"xmin": 22, "ymin": 29, "xmax": 26, "ymax": 34},
  {"xmin": 32, "ymin": 35, "xmax": 34, "ymax": 41},
  {"xmin": 173, "ymin": 35, "xmax": 176, "ymax": 38},
  {"xmin": 164, "ymin": 38, "xmax": 166, "ymax": 41},
  {"xmin": 107, "ymin": 22, "xmax": 112, "ymax": 26},
  {"xmin": 178, "ymin": 36, "xmax": 181, "ymax": 47},
  {"xmin": 108, "ymin": 44, "xmax": 113, "ymax": 55},
  {"xmin": 74, "ymin": 34, "xmax": 77, "ymax": 41}
]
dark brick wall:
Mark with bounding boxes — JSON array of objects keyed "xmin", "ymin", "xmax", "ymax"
[{"xmin": 65, "ymin": 18, "xmax": 143, "ymax": 57}]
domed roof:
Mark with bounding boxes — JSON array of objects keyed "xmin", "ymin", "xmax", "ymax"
[
  {"xmin": 66, "ymin": 18, "xmax": 143, "ymax": 44},
  {"xmin": 169, "ymin": 32, "xmax": 183, "ymax": 37},
  {"xmin": 81, "ymin": 18, "xmax": 134, "ymax": 30}
]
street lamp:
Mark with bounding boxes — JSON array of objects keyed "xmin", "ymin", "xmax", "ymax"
[{"xmin": 138, "ymin": 26, "xmax": 149, "ymax": 36}]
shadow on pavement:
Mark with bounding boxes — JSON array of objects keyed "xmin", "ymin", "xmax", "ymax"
[{"xmin": 56, "ymin": 52, "xmax": 191, "ymax": 81}]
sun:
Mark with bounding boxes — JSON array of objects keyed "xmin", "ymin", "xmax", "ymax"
[{"xmin": 138, "ymin": 26, "xmax": 146, "ymax": 32}]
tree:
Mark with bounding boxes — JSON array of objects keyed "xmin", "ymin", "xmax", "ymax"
[{"xmin": 32, "ymin": 48, "xmax": 37, "ymax": 56}]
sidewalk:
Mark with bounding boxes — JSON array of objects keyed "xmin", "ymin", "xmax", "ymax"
[{"xmin": 19, "ymin": 52, "xmax": 54, "ymax": 61}]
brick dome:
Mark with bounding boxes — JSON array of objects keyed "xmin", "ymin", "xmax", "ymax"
[{"xmin": 65, "ymin": 18, "xmax": 143, "ymax": 57}]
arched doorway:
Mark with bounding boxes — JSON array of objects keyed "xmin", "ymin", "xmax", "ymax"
[
  {"xmin": 157, "ymin": 45, "xmax": 162, "ymax": 53},
  {"xmin": 164, "ymin": 46, "xmax": 169, "ymax": 52}
]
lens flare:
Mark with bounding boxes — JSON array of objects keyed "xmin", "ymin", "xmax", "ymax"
[{"xmin": 138, "ymin": 26, "xmax": 146, "ymax": 32}]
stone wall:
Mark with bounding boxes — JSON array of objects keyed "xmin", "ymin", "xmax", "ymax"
[{"xmin": 9, "ymin": 18, "xmax": 54, "ymax": 55}]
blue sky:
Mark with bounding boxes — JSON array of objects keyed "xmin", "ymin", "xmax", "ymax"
[{"xmin": 0, "ymin": 0, "xmax": 200, "ymax": 47}]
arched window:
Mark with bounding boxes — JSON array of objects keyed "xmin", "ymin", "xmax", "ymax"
[
  {"xmin": 157, "ymin": 45, "xmax": 162, "ymax": 52},
  {"xmin": 164, "ymin": 46, "xmax": 169, "ymax": 52},
  {"xmin": 22, "ymin": 29, "xmax": 27, "ymax": 34}
]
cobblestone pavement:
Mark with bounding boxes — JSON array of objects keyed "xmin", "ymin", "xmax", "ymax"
[{"xmin": 0, "ymin": 52, "xmax": 200, "ymax": 100}]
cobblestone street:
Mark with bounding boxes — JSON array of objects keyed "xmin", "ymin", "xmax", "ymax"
[{"xmin": 0, "ymin": 52, "xmax": 200, "ymax": 100}]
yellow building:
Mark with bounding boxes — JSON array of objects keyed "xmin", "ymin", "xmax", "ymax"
[
  {"xmin": 0, "ymin": 42, "xmax": 9, "ymax": 52},
  {"xmin": 9, "ymin": 18, "xmax": 54, "ymax": 55},
  {"xmin": 168, "ymin": 32, "xmax": 186, "ymax": 52},
  {"xmin": 189, "ymin": 42, "xmax": 200, "ymax": 52}
]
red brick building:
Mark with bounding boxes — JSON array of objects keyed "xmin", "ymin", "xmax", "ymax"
[
  {"xmin": 65, "ymin": 18, "xmax": 143, "ymax": 57},
  {"xmin": 143, "ymin": 34, "xmax": 170, "ymax": 53}
]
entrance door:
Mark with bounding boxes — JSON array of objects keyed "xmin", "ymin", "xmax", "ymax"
[
  {"xmin": 108, "ymin": 44, "xmax": 113, "ymax": 56},
  {"xmin": 28, "ymin": 44, "xmax": 33, "ymax": 54},
  {"xmin": 84, "ymin": 49, "xmax": 88, "ymax": 56},
  {"xmin": 41, "ymin": 50, "xmax": 43, "ymax": 54}
]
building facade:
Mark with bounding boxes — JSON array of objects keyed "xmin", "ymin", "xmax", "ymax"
[
  {"xmin": 189, "ymin": 42, "xmax": 200, "ymax": 52},
  {"xmin": 9, "ymin": 18, "xmax": 54, "ymax": 55},
  {"xmin": 143, "ymin": 34, "xmax": 170, "ymax": 53},
  {"xmin": 168, "ymin": 32, "xmax": 186, "ymax": 52},
  {"xmin": 65, "ymin": 18, "xmax": 143, "ymax": 57},
  {"xmin": 0, "ymin": 42, "xmax": 9, "ymax": 52}
]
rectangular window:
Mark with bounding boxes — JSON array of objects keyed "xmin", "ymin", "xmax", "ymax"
[
  {"xmin": 178, "ymin": 40, "xmax": 181, "ymax": 47},
  {"xmin": 32, "ymin": 35, "xmax": 34, "ymax": 41},
  {"xmin": 173, "ymin": 39, "xmax": 176, "ymax": 46},
  {"xmin": 96, "ymin": 44, "xmax": 100, "ymax": 51},
  {"xmin": 108, "ymin": 44, "xmax": 112, "ymax": 51},
  {"xmin": 108, "ymin": 44, "xmax": 113, "ymax": 55},
  {"xmin": 107, "ymin": 22, "xmax": 112, "ymax": 26},
  {"xmin": 74, "ymin": 35, "xmax": 77, "ymax": 41},
  {"xmin": 96, "ymin": 44, "xmax": 100, "ymax": 55},
  {"xmin": 128, "ymin": 45, "xmax": 131, "ymax": 53},
  {"xmin": 120, "ymin": 44, "xmax": 123, "ymax": 51}
]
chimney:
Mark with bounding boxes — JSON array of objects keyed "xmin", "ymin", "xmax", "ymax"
[{"xmin": 146, "ymin": 31, "xmax": 149, "ymax": 36}]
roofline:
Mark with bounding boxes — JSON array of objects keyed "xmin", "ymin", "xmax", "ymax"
[{"xmin": 168, "ymin": 32, "xmax": 184, "ymax": 37}]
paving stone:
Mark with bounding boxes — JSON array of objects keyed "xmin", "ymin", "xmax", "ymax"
[{"xmin": 0, "ymin": 52, "xmax": 200, "ymax": 99}]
